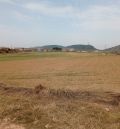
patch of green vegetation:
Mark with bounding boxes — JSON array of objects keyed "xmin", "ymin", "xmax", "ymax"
[
  {"xmin": 0, "ymin": 52, "xmax": 110, "ymax": 61},
  {"xmin": 0, "ymin": 52, "xmax": 69, "ymax": 61}
]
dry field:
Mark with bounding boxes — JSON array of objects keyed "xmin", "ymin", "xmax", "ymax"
[
  {"xmin": 0, "ymin": 52, "xmax": 120, "ymax": 92},
  {"xmin": 0, "ymin": 52, "xmax": 120, "ymax": 129}
]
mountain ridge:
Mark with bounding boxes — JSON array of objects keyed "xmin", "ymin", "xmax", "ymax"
[{"xmin": 32, "ymin": 44, "xmax": 97, "ymax": 51}]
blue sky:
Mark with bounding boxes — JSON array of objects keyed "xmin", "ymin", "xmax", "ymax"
[{"xmin": 0, "ymin": 0, "xmax": 120, "ymax": 49}]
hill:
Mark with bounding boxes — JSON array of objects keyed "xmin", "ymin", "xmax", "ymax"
[
  {"xmin": 104, "ymin": 45, "xmax": 120, "ymax": 53},
  {"xmin": 34, "ymin": 45, "xmax": 64, "ymax": 49},
  {"xmin": 66, "ymin": 44, "xmax": 97, "ymax": 51},
  {"xmin": 33, "ymin": 44, "xmax": 97, "ymax": 51}
]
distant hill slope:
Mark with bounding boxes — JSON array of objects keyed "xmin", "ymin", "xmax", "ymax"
[
  {"xmin": 104, "ymin": 45, "xmax": 120, "ymax": 52},
  {"xmin": 33, "ymin": 44, "xmax": 97, "ymax": 51},
  {"xmin": 66, "ymin": 44, "xmax": 97, "ymax": 51},
  {"xmin": 34, "ymin": 45, "xmax": 64, "ymax": 49}
]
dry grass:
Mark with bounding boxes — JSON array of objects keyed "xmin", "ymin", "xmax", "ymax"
[
  {"xmin": 0, "ymin": 84, "xmax": 120, "ymax": 129},
  {"xmin": 0, "ymin": 52, "xmax": 120, "ymax": 92},
  {"xmin": 0, "ymin": 52, "xmax": 120, "ymax": 129}
]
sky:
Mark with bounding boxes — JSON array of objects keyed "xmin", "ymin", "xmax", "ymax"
[{"xmin": 0, "ymin": 0, "xmax": 120, "ymax": 49}]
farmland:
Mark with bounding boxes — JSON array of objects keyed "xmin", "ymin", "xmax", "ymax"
[
  {"xmin": 0, "ymin": 52, "xmax": 120, "ymax": 129},
  {"xmin": 0, "ymin": 52, "xmax": 120, "ymax": 92}
]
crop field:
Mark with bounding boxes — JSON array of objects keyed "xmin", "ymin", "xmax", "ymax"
[{"xmin": 0, "ymin": 52, "xmax": 120, "ymax": 129}]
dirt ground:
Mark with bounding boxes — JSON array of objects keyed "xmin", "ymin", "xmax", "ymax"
[
  {"xmin": 0, "ymin": 52, "xmax": 120, "ymax": 129},
  {"xmin": 0, "ymin": 122, "xmax": 24, "ymax": 129},
  {"xmin": 0, "ymin": 83, "xmax": 120, "ymax": 129},
  {"xmin": 0, "ymin": 53, "xmax": 120, "ymax": 92}
]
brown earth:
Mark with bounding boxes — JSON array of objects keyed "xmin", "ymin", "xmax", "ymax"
[
  {"xmin": 0, "ymin": 122, "xmax": 24, "ymax": 129},
  {"xmin": 0, "ymin": 83, "xmax": 119, "ymax": 107},
  {"xmin": 0, "ymin": 83, "xmax": 119, "ymax": 129},
  {"xmin": 0, "ymin": 53, "xmax": 120, "ymax": 92},
  {"xmin": 0, "ymin": 53, "xmax": 120, "ymax": 129}
]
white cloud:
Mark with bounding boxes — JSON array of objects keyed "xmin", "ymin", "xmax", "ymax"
[
  {"xmin": 23, "ymin": 1, "xmax": 120, "ymax": 31},
  {"xmin": 0, "ymin": 0, "xmax": 120, "ymax": 48},
  {"xmin": 24, "ymin": 2, "xmax": 74, "ymax": 17},
  {"xmin": 74, "ymin": 5, "xmax": 120, "ymax": 31},
  {"xmin": 0, "ymin": 0, "xmax": 15, "ymax": 4},
  {"xmin": 14, "ymin": 11, "xmax": 31, "ymax": 21},
  {"xmin": 1, "ymin": 0, "xmax": 120, "ymax": 31}
]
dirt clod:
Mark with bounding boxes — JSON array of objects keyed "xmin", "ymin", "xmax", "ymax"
[{"xmin": 34, "ymin": 84, "xmax": 46, "ymax": 94}]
